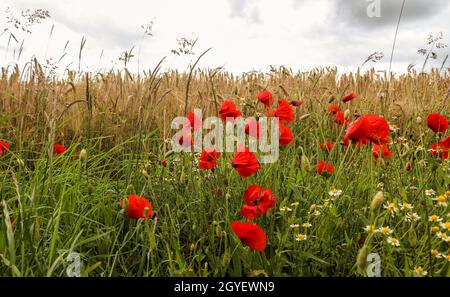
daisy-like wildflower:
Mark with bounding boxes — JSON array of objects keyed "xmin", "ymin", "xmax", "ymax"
[
  {"xmin": 399, "ymin": 202, "xmax": 414, "ymax": 210},
  {"xmin": 437, "ymin": 232, "xmax": 449, "ymax": 242},
  {"xmin": 440, "ymin": 222, "xmax": 450, "ymax": 230},
  {"xmin": 379, "ymin": 226, "xmax": 394, "ymax": 235},
  {"xmin": 413, "ymin": 266, "xmax": 428, "ymax": 277},
  {"xmin": 429, "ymin": 214, "xmax": 443, "ymax": 223},
  {"xmin": 425, "ymin": 189, "xmax": 436, "ymax": 196},
  {"xmin": 383, "ymin": 202, "xmax": 399, "ymax": 217},
  {"xmin": 364, "ymin": 225, "xmax": 378, "ymax": 233},
  {"xmin": 405, "ymin": 212, "xmax": 421, "ymax": 223},
  {"xmin": 295, "ymin": 233, "xmax": 307, "ymax": 241},
  {"xmin": 290, "ymin": 202, "xmax": 300, "ymax": 207},
  {"xmin": 328, "ymin": 188, "xmax": 343, "ymax": 197},
  {"xmin": 387, "ymin": 237, "xmax": 400, "ymax": 247},
  {"xmin": 280, "ymin": 206, "xmax": 293, "ymax": 212},
  {"xmin": 431, "ymin": 226, "xmax": 441, "ymax": 233},
  {"xmin": 289, "ymin": 224, "xmax": 300, "ymax": 228},
  {"xmin": 431, "ymin": 250, "xmax": 443, "ymax": 259},
  {"xmin": 433, "ymin": 195, "xmax": 448, "ymax": 207},
  {"xmin": 302, "ymin": 223, "xmax": 312, "ymax": 228}
]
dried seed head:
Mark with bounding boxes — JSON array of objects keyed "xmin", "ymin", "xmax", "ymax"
[{"xmin": 370, "ymin": 191, "xmax": 384, "ymax": 210}]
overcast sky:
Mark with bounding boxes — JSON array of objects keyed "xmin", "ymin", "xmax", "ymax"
[{"xmin": 1, "ymin": 0, "xmax": 449, "ymax": 75}]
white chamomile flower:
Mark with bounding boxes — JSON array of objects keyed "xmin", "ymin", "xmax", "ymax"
[
  {"xmin": 433, "ymin": 195, "xmax": 448, "ymax": 207},
  {"xmin": 280, "ymin": 206, "xmax": 293, "ymax": 212},
  {"xmin": 364, "ymin": 225, "xmax": 378, "ymax": 233},
  {"xmin": 379, "ymin": 226, "xmax": 393, "ymax": 235},
  {"xmin": 387, "ymin": 237, "xmax": 400, "ymax": 247},
  {"xmin": 429, "ymin": 214, "xmax": 443, "ymax": 222},
  {"xmin": 405, "ymin": 213, "xmax": 421, "ymax": 223},
  {"xmin": 399, "ymin": 202, "xmax": 414, "ymax": 210},
  {"xmin": 383, "ymin": 202, "xmax": 399, "ymax": 217},
  {"xmin": 431, "ymin": 250, "xmax": 443, "ymax": 259},
  {"xmin": 440, "ymin": 222, "xmax": 450, "ymax": 230},
  {"xmin": 328, "ymin": 188, "xmax": 343, "ymax": 197},
  {"xmin": 437, "ymin": 232, "xmax": 449, "ymax": 242},
  {"xmin": 425, "ymin": 189, "xmax": 436, "ymax": 196},
  {"xmin": 302, "ymin": 223, "xmax": 312, "ymax": 228},
  {"xmin": 295, "ymin": 233, "xmax": 307, "ymax": 241},
  {"xmin": 290, "ymin": 224, "xmax": 300, "ymax": 228},
  {"xmin": 413, "ymin": 266, "xmax": 428, "ymax": 277}
]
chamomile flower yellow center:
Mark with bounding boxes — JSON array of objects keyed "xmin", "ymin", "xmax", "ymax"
[{"xmin": 295, "ymin": 234, "xmax": 307, "ymax": 241}]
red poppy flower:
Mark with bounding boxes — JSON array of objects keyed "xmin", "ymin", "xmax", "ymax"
[
  {"xmin": 320, "ymin": 141, "xmax": 334, "ymax": 152},
  {"xmin": 230, "ymin": 221, "xmax": 267, "ymax": 252},
  {"xmin": 328, "ymin": 104, "xmax": 340, "ymax": 115},
  {"xmin": 257, "ymin": 91, "xmax": 273, "ymax": 108},
  {"xmin": 245, "ymin": 119, "xmax": 261, "ymax": 139},
  {"xmin": 186, "ymin": 111, "xmax": 202, "ymax": 131},
  {"xmin": 198, "ymin": 147, "xmax": 220, "ymax": 170},
  {"xmin": 0, "ymin": 140, "xmax": 9, "ymax": 155},
  {"xmin": 219, "ymin": 100, "xmax": 242, "ymax": 122},
  {"xmin": 427, "ymin": 113, "xmax": 448, "ymax": 133},
  {"xmin": 439, "ymin": 135, "xmax": 450, "ymax": 148},
  {"xmin": 278, "ymin": 124, "xmax": 294, "ymax": 146},
  {"xmin": 232, "ymin": 144, "xmax": 261, "ymax": 178},
  {"xmin": 272, "ymin": 99, "xmax": 294, "ymax": 123},
  {"xmin": 54, "ymin": 143, "xmax": 67, "ymax": 155},
  {"xmin": 241, "ymin": 185, "xmax": 276, "ymax": 220},
  {"xmin": 343, "ymin": 114, "xmax": 390, "ymax": 146},
  {"xmin": 372, "ymin": 143, "xmax": 392, "ymax": 160},
  {"xmin": 161, "ymin": 159, "xmax": 168, "ymax": 167},
  {"xmin": 178, "ymin": 132, "xmax": 193, "ymax": 148},
  {"xmin": 342, "ymin": 92, "xmax": 357, "ymax": 103},
  {"xmin": 120, "ymin": 194, "xmax": 153, "ymax": 219},
  {"xmin": 317, "ymin": 160, "xmax": 334, "ymax": 176},
  {"xmin": 430, "ymin": 143, "xmax": 449, "ymax": 159},
  {"xmin": 289, "ymin": 100, "xmax": 303, "ymax": 107},
  {"xmin": 335, "ymin": 111, "xmax": 350, "ymax": 127}
]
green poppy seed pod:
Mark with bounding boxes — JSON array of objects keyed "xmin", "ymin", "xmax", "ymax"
[
  {"xmin": 370, "ymin": 191, "xmax": 384, "ymax": 210},
  {"xmin": 344, "ymin": 109, "xmax": 351, "ymax": 119},
  {"xmin": 144, "ymin": 207, "xmax": 150, "ymax": 218},
  {"xmin": 79, "ymin": 149, "xmax": 87, "ymax": 161},
  {"xmin": 356, "ymin": 245, "xmax": 369, "ymax": 274}
]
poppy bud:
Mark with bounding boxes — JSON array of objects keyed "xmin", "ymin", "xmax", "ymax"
[
  {"xmin": 405, "ymin": 162, "xmax": 412, "ymax": 171},
  {"xmin": 356, "ymin": 245, "xmax": 369, "ymax": 274},
  {"xmin": 79, "ymin": 149, "xmax": 87, "ymax": 161},
  {"xmin": 370, "ymin": 191, "xmax": 384, "ymax": 210},
  {"xmin": 344, "ymin": 109, "xmax": 351, "ymax": 120},
  {"xmin": 301, "ymin": 155, "xmax": 310, "ymax": 171}
]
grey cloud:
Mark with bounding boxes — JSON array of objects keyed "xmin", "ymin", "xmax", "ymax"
[
  {"xmin": 334, "ymin": 0, "xmax": 449, "ymax": 29},
  {"xmin": 228, "ymin": 0, "xmax": 262, "ymax": 24}
]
